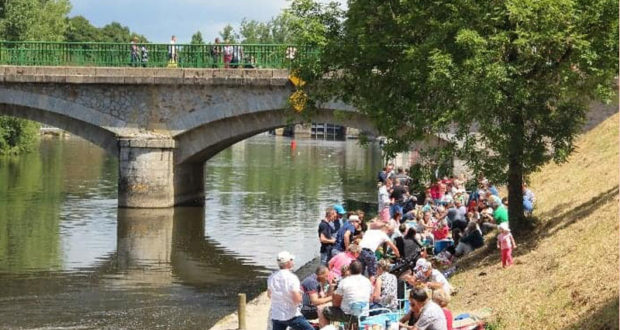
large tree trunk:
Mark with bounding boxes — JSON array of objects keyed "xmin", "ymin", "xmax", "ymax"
[
  {"xmin": 507, "ymin": 152, "xmax": 524, "ymax": 228},
  {"xmin": 507, "ymin": 112, "xmax": 525, "ymax": 229}
]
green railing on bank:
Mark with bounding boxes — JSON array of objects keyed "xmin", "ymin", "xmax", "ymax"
[{"xmin": 0, "ymin": 41, "xmax": 318, "ymax": 69}]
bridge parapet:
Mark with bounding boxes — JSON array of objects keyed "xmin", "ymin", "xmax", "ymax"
[{"xmin": 0, "ymin": 66, "xmax": 290, "ymax": 86}]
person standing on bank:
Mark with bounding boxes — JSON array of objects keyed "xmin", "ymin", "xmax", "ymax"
[
  {"xmin": 318, "ymin": 207, "xmax": 337, "ymax": 265},
  {"xmin": 268, "ymin": 251, "xmax": 314, "ymax": 330}
]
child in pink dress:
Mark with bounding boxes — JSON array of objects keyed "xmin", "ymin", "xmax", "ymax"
[{"xmin": 497, "ymin": 222, "xmax": 517, "ymax": 268}]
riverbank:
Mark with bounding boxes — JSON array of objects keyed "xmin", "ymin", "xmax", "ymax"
[
  {"xmin": 210, "ymin": 291, "xmax": 271, "ymax": 330},
  {"xmin": 211, "ymin": 113, "xmax": 619, "ymax": 330},
  {"xmin": 210, "ymin": 257, "xmax": 320, "ymax": 330}
]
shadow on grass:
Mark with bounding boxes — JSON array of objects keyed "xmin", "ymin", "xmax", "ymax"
[
  {"xmin": 452, "ymin": 185, "xmax": 619, "ymax": 273},
  {"xmin": 565, "ymin": 296, "xmax": 619, "ymax": 330},
  {"xmin": 538, "ymin": 185, "xmax": 618, "ymax": 238}
]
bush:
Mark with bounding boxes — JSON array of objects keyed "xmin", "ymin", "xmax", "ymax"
[{"xmin": 0, "ymin": 116, "xmax": 40, "ymax": 154}]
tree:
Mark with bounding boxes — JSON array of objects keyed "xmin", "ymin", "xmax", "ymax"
[
  {"xmin": 239, "ymin": 18, "xmax": 271, "ymax": 44},
  {"xmin": 99, "ymin": 22, "xmax": 147, "ymax": 43},
  {"xmin": 0, "ymin": 0, "xmax": 70, "ymax": 41},
  {"xmin": 190, "ymin": 30, "xmax": 204, "ymax": 45},
  {"xmin": 269, "ymin": 14, "xmax": 295, "ymax": 44},
  {"xmin": 218, "ymin": 24, "xmax": 238, "ymax": 43},
  {"xmin": 301, "ymin": 0, "xmax": 618, "ymax": 227},
  {"xmin": 65, "ymin": 15, "xmax": 102, "ymax": 42},
  {"xmin": 0, "ymin": 116, "xmax": 39, "ymax": 154}
]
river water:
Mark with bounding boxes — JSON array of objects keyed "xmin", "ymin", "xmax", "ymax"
[{"xmin": 0, "ymin": 135, "xmax": 382, "ymax": 329}]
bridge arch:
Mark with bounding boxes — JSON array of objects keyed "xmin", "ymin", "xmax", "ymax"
[
  {"xmin": 0, "ymin": 86, "xmax": 123, "ymax": 156},
  {"xmin": 0, "ymin": 103, "xmax": 119, "ymax": 156},
  {"xmin": 174, "ymin": 108, "xmax": 379, "ymax": 165}
]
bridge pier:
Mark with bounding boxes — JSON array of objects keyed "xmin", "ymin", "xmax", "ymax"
[
  {"xmin": 118, "ymin": 137, "xmax": 176, "ymax": 208},
  {"xmin": 118, "ymin": 137, "xmax": 205, "ymax": 208},
  {"xmin": 173, "ymin": 162, "xmax": 205, "ymax": 206}
]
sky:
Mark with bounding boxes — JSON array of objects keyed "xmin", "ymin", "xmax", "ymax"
[{"xmin": 69, "ymin": 0, "xmax": 292, "ymax": 43}]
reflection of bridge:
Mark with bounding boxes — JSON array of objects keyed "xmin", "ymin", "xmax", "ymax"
[
  {"xmin": 0, "ymin": 66, "xmax": 378, "ymax": 207},
  {"xmin": 113, "ymin": 207, "xmax": 269, "ymax": 288}
]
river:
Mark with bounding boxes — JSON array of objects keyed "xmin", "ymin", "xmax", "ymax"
[{"xmin": 0, "ymin": 134, "xmax": 382, "ymax": 329}]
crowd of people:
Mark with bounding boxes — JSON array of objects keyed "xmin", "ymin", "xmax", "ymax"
[
  {"xmin": 129, "ymin": 35, "xmax": 292, "ymax": 68},
  {"xmin": 267, "ymin": 164, "xmax": 534, "ymax": 329}
]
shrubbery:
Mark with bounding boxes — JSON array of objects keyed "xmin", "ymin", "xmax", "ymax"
[{"xmin": 0, "ymin": 116, "xmax": 39, "ymax": 155}]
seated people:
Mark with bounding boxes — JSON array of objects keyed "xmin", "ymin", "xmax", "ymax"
[
  {"xmin": 399, "ymin": 287, "xmax": 447, "ymax": 330},
  {"xmin": 300, "ymin": 266, "xmax": 334, "ymax": 320},
  {"xmin": 329, "ymin": 244, "xmax": 361, "ymax": 280},
  {"xmin": 523, "ymin": 183, "xmax": 535, "ymax": 214},
  {"xmin": 318, "ymin": 261, "xmax": 373, "ymax": 328},
  {"xmin": 454, "ymin": 221, "xmax": 484, "ymax": 257},
  {"xmin": 403, "ymin": 259, "xmax": 453, "ymax": 295},
  {"xmin": 371, "ymin": 259, "xmax": 398, "ymax": 311},
  {"xmin": 481, "ymin": 198, "xmax": 508, "ymax": 232},
  {"xmin": 394, "ymin": 224, "xmax": 421, "ymax": 260},
  {"xmin": 432, "ymin": 220, "xmax": 453, "ymax": 254}
]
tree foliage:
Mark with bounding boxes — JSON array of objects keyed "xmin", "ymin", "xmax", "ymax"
[
  {"xmin": 238, "ymin": 14, "xmax": 296, "ymax": 44},
  {"xmin": 223, "ymin": 1, "xmax": 341, "ymax": 45},
  {"xmin": 218, "ymin": 24, "xmax": 238, "ymax": 43},
  {"xmin": 190, "ymin": 30, "xmax": 204, "ymax": 45},
  {"xmin": 298, "ymin": 0, "xmax": 618, "ymax": 226},
  {"xmin": 100, "ymin": 22, "xmax": 146, "ymax": 43},
  {"xmin": 64, "ymin": 17, "xmax": 147, "ymax": 43},
  {"xmin": 0, "ymin": 117, "xmax": 39, "ymax": 154},
  {"xmin": 0, "ymin": 0, "xmax": 70, "ymax": 41}
]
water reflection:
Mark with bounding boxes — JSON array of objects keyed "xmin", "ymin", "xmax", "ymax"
[
  {"xmin": 204, "ymin": 136, "xmax": 382, "ymax": 268},
  {"xmin": 115, "ymin": 207, "xmax": 270, "ymax": 288},
  {"xmin": 0, "ymin": 135, "xmax": 382, "ymax": 328}
]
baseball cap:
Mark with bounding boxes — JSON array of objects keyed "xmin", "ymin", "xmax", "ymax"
[
  {"xmin": 415, "ymin": 258, "xmax": 431, "ymax": 272},
  {"xmin": 333, "ymin": 204, "xmax": 346, "ymax": 215},
  {"xmin": 277, "ymin": 251, "xmax": 295, "ymax": 263}
]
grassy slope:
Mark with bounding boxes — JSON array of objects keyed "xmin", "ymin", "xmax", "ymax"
[{"xmin": 450, "ymin": 113, "xmax": 619, "ymax": 329}]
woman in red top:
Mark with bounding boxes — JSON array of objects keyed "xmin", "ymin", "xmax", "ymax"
[{"xmin": 432, "ymin": 220, "xmax": 450, "ymax": 241}]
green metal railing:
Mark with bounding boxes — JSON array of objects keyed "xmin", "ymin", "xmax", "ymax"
[{"xmin": 0, "ymin": 41, "xmax": 318, "ymax": 68}]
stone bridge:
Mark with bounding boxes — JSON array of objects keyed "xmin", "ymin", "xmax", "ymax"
[{"xmin": 0, "ymin": 66, "xmax": 378, "ymax": 208}]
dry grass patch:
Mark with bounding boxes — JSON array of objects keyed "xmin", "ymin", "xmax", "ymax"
[{"xmin": 449, "ymin": 113, "xmax": 619, "ymax": 329}]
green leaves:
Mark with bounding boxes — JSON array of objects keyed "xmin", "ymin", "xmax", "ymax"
[
  {"xmin": 294, "ymin": 0, "xmax": 617, "ymax": 225},
  {"xmin": 0, "ymin": 116, "xmax": 39, "ymax": 155},
  {"xmin": 0, "ymin": 0, "xmax": 70, "ymax": 41}
]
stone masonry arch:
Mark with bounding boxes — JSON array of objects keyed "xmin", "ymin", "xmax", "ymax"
[
  {"xmin": 170, "ymin": 108, "xmax": 378, "ymax": 206},
  {"xmin": 174, "ymin": 108, "xmax": 378, "ymax": 165},
  {"xmin": 0, "ymin": 103, "xmax": 119, "ymax": 156}
]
